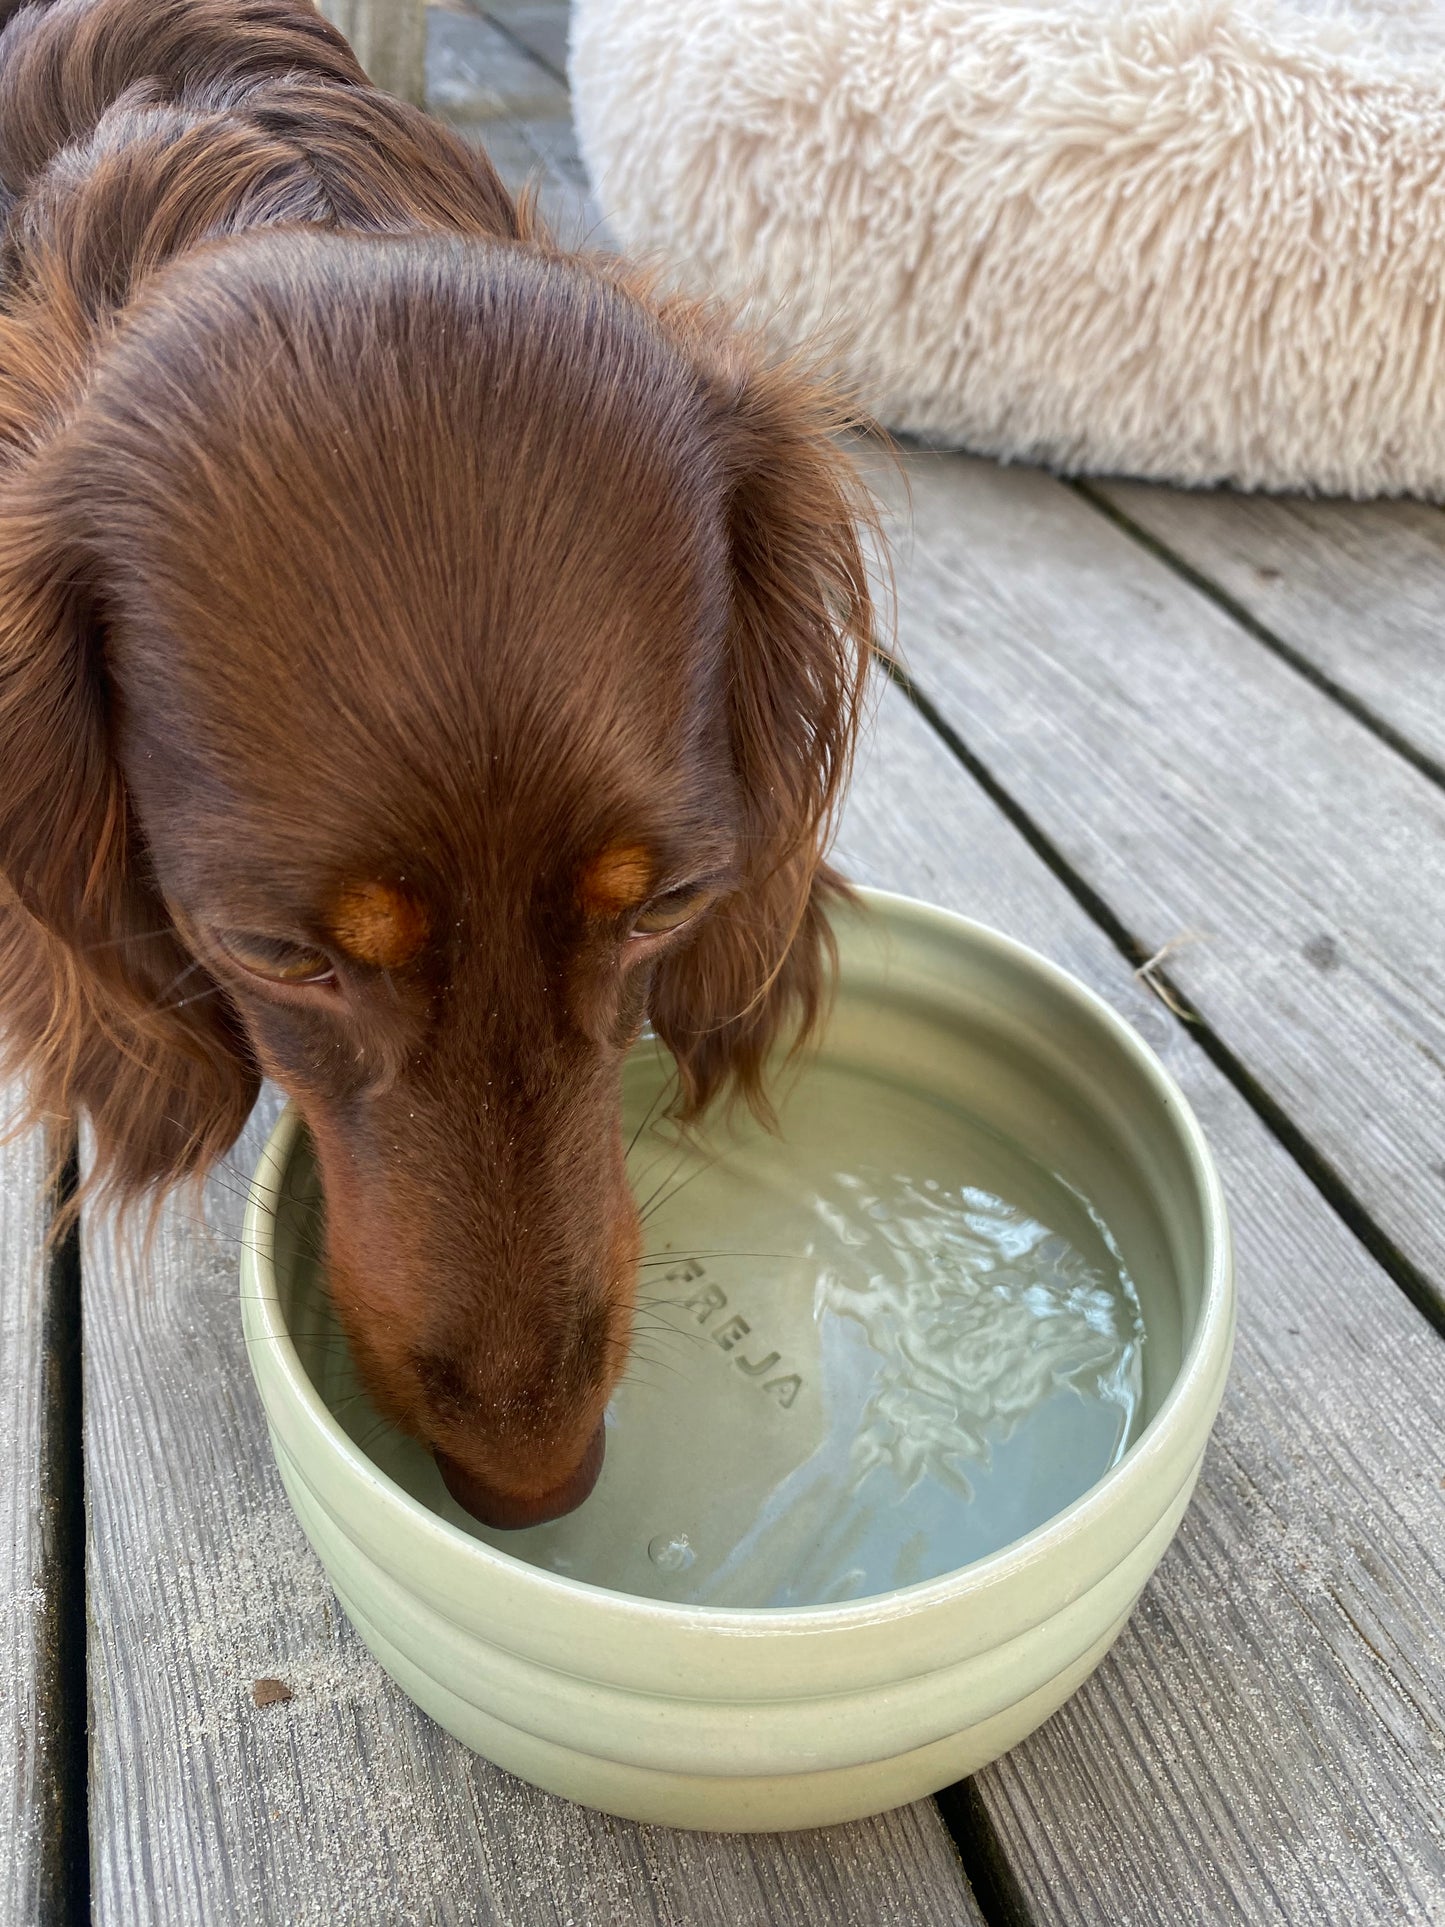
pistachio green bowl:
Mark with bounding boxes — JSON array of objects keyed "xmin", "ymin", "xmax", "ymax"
[{"xmin": 241, "ymin": 889, "xmax": 1233, "ymax": 1832}]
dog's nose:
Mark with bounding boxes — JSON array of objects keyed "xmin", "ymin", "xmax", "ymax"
[{"xmin": 436, "ymin": 1419, "xmax": 606, "ymax": 1530}]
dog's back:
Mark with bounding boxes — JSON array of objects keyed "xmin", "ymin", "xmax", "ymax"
[{"xmin": 0, "ymin": 0, "xmax": 523, "ymax": 444}]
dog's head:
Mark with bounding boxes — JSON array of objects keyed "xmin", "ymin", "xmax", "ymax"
[{"xmin": 0, "ymin": 231, "xmax": 874, "ymax": 1523}]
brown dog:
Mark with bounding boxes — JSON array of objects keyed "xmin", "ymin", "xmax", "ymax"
[{"xmin": 0, "ymin": 0, "xmax": 874, "ymax": 1526}]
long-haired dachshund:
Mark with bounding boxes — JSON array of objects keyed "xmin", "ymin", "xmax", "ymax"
[{"xmin": 0, "ymin": 0, "xmax": 874, "ymax": 1527}]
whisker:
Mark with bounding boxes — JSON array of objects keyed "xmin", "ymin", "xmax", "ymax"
[
  {"xmin": 634, "ymin": 1147, "xmax": 695, "ymax": 1223},
  {"xmin": 77, "ymin": 926, "xmax": 181, "ymax": 954},
  {"xmin": 353, "ymin": 1414, "xmax": 397, "ymax": 1455},
  {"xmin": 143, "ymin": 957, "xmax": 208, "ymax": 1015},
  {"xmin": 637, "ymin": 1249, "xmax": 802, "ymax": 1269},
  {"xmin": 639, "ymin": 1150, "xmax": 722, "ymax": 1226},
  {"xmin": 625, "ymin": 1073, "xmax": 676, "ymax": 1160},
  {"xmin": 624, "ymin": 1134, "xmax": 690, "ymax": 1196},
  {"xmin": 153, "ymin": 984, "xmax": 224, "ymax": 1015},
  {"xmin": 621, "ymin": 1355, "xmax": 685, "ymax": 1386}
]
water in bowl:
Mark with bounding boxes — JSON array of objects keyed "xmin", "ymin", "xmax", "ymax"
[{"xmin": 304, "ymin": 1038, "xmax": 1148, "ymax": 1609}]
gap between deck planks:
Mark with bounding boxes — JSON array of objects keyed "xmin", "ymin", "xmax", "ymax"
[
  {"xmin": 835, "ymin": 696, "xmax": 1445, "ymax": 1925},
  {"xmin": 0, "ymin": 1092, "xmax": 58, "ymax": 1925},
  {"xmin": 873, "ymin": 448, "xmax": 1445, "ymax": 1331},
  {"xmin": 1, "ymin": 1110, "xmax": 87, "ymax": 1927},
  {"xmin": 476, "ymin": 1, "xmax": 569, "ymax": 84},
  {"xmin": 1088, "ymin": 480, "xmax": 1445, "ymax": 787}
]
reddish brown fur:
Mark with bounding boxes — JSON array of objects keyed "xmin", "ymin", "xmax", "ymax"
[
  {"xmin": 0, "ymin": 0, "xmax": 876, "ymax": 1521},
  {"xmin": 577, "ymin": 844, "xmax": 653, "ymax": 918},
  {"xmin": 329, "ymin": 881, "xmax": 431, "ymax": 970}
]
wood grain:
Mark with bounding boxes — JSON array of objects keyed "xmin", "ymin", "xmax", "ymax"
[
  {"xmin": 425, "ymin": 5, "xmax": 569, "ymax": 125},
  {"xmin": 1095, "ymin": 480, "xmax": 1445, "ymax": 779},
  {"xmin": 475, "ymin": 114, "xmax": 611, "ymax": 247},
  {"xmin": 873, "ymin": 448, "xmax": 1445, "ymax": 1322},
  {"xmin": 836, "ymin": 688, "xmax": 1445, "ymax": 1927},
  {"xmin": 318, "ymin": 0, "xmax": 427, "ymax": 103},
  {"xmin": 477, "ymin": 3, "xmax": 570, "ymax": 84},
  {"xmin": 0, "ymin": 1091, "xmax": 52, "ymax": 1927},
  {"xmin": 81, "ymin": 1094, "xmax": 984, "ymax": 1926},
  {"xmin": 424, "ymin": 5, "xmax": 603, "ymax": 246}
]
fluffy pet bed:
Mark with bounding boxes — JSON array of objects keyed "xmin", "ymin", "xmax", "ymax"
[{"xmin": 571, "ymin": 1, "xmax": 1445, "ymax": 496}]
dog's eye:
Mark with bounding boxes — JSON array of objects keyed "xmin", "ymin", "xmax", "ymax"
[
  {"xmin": 215, "ymin": 932, "xmax": 336, "ymax": 987},
  {"xmin": 631, "ymin": 887, "xmax": 712, "ymax": 938}
]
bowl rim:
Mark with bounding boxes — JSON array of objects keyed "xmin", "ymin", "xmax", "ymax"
[{"xmin": 241, "ymin": 886, "xmax": 1234, "ymax": 1630}]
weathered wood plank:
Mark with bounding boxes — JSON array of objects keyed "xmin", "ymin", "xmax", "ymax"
[
  {"xmin": 873, "ymin": 449, "xmax": 1445, "ymax": 1323},
  {"xmin": 318, "ymin": 0, "xmax": 427, "ymax": 103},
  {"xmin": 474, "ymin": 115, "xmax": 611, "ymax": 246},
  {"xmin": 0, "ymin": 1089, "xmax": 54, "ymax": 1927},
  {"xmin": 0, "ymin": 1101, "xmax": 81, "ymax": 1924},
  {"xmin": 425, "ymin": 4, "xmax": 569, "ymax": 124},
  {"xmin": 424, "ymin": 4, "xmax": 602, "ymax": 245},
  {"xmin": 82, "ymin": 1095, "xmax": 984, "ymax": 1925},
  {"xmin": 836, "ymin": 687, "xmax": 1445, "ymax": 1925},
  {"xmin": 1094, "ymin": 480, "xmax": 1445, "ymax": 780},
  {"xmin": 478, "ymin": 2, "xmax": 569, "ymax": 84}
]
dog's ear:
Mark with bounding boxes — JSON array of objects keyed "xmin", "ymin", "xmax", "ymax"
[
  {"xmin": 649, "ymin": 349, "xmax": 876, "ymax": 1120},
  {"xmin": 0, "ymin": 472, "xmax": 259, "ymax": 1213}
]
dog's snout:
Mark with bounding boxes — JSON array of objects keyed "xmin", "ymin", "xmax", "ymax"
[
  {"xmin": 408, "ymin": 1285, "xmax": 622, "ymax": 1530},
  {"xmin": 317, "ymin": 1111, "xmax": 636, "ymax": 1542},
  {"xmin": 437, "ymin": 1419, "xmax": 606, "ymax": 1529}
]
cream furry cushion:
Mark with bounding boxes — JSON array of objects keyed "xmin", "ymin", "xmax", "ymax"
[{"xmin": 571, "ymin": 0, "xmax": 1445, "ymax": 496}]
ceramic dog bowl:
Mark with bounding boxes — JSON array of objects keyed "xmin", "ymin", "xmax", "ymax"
[{"xmin": 240, "ymin": 889, "xmax": 1233, "ymax": 1831}]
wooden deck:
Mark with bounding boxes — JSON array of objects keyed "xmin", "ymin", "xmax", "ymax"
[{"xmin": 5, "ymin": 3, "xmax": 1445, "ymax": 1921}]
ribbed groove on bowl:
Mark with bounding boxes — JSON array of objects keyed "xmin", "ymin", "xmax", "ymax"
[
  {"xmin": 334, "ymin": 1581, "xmax": 1138, "ymax": 1831},
  {"xmin": 275, "ymin": 1434, "xmax": 1200, "ymax": 1776}
]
